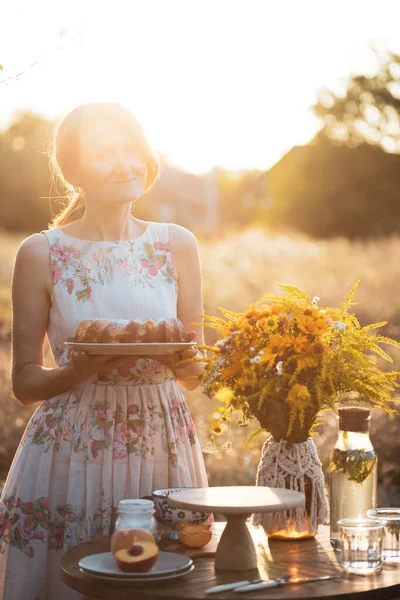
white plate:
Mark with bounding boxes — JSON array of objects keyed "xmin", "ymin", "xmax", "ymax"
[
  {"xmin": 78, "ymin": 551, "xmax": 193, "ymax": 578},
  {"xmin": 78, "ymin": 563, "xmax": 195, "ymax": 583},
  {"xmin": 64, "ymin": 342, "xmax": 197, "ymax": 356}
]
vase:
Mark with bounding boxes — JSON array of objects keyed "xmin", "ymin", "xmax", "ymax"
[{"xmin": 252, "ymin": 436, "xmax": 329, "ymax": 539}]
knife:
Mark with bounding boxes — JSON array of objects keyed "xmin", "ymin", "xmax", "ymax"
[
  {"xmin": 205, "ymin": 580, "xmax": 263, "ymax": 594},
  {"xmin": 233, "ymin": 574, "xmax": 342, "ymax": 593}
]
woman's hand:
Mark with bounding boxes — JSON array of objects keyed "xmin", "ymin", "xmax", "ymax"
[
  {"xmin": 144, "ymin": 331, "xmax": 206, "ymax": 390},
  {"xmin": 69, "ymin": 351, "xmax": 135, "ymax": 384},
  {"xmin": 144, "ymin": 331, "xmax": 199, "ymax": 368}
]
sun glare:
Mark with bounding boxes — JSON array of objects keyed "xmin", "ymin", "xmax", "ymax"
[{"xmin": 2, "ymin": 0, "xmax": 400, "ymax": 173}]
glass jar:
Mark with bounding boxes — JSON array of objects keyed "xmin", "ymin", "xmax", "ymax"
[
  {"xmin": 267, "ymin": 474, "xmax": 317, "ymax": 540},
  {"xmin": 329, "ymin": 407, "xmax": 377, "ymax": 550},
  {"xmin": 115, "ymin": 499, "xmax": 157, "ymax": 535}
]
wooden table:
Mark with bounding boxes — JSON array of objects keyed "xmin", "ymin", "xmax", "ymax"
[
  {"xmin": 167, "ymin": 486, "xmax": 305, "ymax": 570},
  {"xmin": 60, "ymin": 524, "xmax": 400, "ymax": 600}
]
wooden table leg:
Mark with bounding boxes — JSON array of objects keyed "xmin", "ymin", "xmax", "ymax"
[{"xmin": 215, "ymin": 513, "xmax": 257, "ymax": 571}]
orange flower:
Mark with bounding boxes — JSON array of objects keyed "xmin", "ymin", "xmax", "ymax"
[
  {"xmin": 271, "ymin": 304, "xmax": 290, "ymax": 315},
  {"xmin": 308, "ymin": 341, "xmax": 326, "ymax": 357},
  {"xmin": 295, "ymin": 310, "xmax": 330, "ymax": 336},
  {"xmin": 289, "ymin": 334, "xmax": 309, "ymax": 353},
  {"xmin": 245, "ymin": 305, "xmax": 269, "ymax": 320},
  {"xmin": 259, "ymin": 334, "xmax": 290, "ymax": 366}
]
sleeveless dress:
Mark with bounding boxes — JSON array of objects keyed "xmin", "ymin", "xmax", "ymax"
[{"xmin": 0, "ymin": 221, "xmax": 209, "ymax": 600}]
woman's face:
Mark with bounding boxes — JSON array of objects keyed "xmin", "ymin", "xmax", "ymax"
[{"xmin": 77, "ymin": 118, "xmax": 146, "ymax": 206}]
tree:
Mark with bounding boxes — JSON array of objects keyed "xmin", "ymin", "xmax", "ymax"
[
  {"xmin": 265, "ymin": 131, "xmax": 400, "ymax": 239},
  {"xmin": 256, "ymin": 49, "xmax": 400, "ymax": 239},
  {"xmin": 314, "ymin": 49, "xmax": 400, "ymax": 153},
  {"xmin": 0, "ymin": 113, "xmax": 55, "ymax": 232}
]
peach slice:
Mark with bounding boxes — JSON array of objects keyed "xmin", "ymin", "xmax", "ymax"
[
  {"xmin": 110, "ymin": 528, "xmax": 156, "ymax": 554},
  {"xmin": 111, "ymin": 528, "xmax": 159, "ymax": 573},
  {"xmin": 177, "ymin": 523, "xmax": 212, "ymax": 548}
]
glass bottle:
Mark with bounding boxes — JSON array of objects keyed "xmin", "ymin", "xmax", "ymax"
[
  {"xmin": 115, "ymin": 499, "xmax": 157, "ymax": 535},
  {"xmin": 329, "ymin": 407, "xmax": 377, "ymax": 550}
]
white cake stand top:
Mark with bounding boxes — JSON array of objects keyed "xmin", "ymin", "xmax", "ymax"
[{"xmin": 167, "ymin": 485, "xmax": 304, "ymax": 515}]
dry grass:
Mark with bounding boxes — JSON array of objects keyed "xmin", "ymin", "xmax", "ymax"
[{"xmin": 1, "ymin": 228, "xmax": 400, "ymax": 502}]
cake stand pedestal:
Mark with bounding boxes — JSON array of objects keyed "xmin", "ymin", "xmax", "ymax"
[{"xmin": 168, "ymin": 486, "xmax": 304, "ymax": 571}]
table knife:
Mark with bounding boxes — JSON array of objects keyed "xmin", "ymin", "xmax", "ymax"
[
  {"xmin": 233, "ymin": 574, "xmax": 342, "ymax": 593},
  {"xmin": 205, "ymin": 579, "xmax": 263, "ymax": 594}
]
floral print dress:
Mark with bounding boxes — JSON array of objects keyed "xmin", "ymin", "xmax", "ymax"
[{"xmin": 0, "ymin": 222, "xmax": 208, "ymax": 600}]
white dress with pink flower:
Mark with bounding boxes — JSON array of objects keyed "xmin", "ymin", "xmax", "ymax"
[{"xmin": 0, "ymin": 222, "xmax": 208, "ymax": 600}]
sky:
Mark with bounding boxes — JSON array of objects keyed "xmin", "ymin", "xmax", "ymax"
[{"xmin": 1, "ymin": 0, "xmax": 400, "ymax": 174}]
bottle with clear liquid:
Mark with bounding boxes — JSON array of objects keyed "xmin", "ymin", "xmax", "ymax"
[{"xmin": 329, "ymin": 407, "xmax": 377, "ymax": 550}]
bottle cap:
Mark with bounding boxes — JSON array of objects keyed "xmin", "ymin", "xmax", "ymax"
[{"xmin": 338, "ymin": 406, "xmax": 371, "ymax": 432}]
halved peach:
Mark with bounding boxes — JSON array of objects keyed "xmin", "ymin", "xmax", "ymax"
[
  {"xmin": 110, "ymin": 528, "xmax": 155, "ymax": 554},
  {"xmin": 177, "ymin": 523, "xmax": 212, "ymax": 548},
  {"xmin": 111, "ymin": 528, "xmax": 158, "ymax": 573}
]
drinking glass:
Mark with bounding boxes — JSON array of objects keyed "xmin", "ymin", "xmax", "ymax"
[
  {"xmin": 337, "ymin": 517, "xmax": 386, "ymax": 575},
  {"xmin": 367, "ymin": 508, "xmax": 400, "ymax": 561}
]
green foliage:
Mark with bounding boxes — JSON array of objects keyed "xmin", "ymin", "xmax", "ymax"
[
  {"xmin": 270, "ymin": 49, "xmax": 400, "ymax": 239},
  {"xmin": 266, "ymin": 134, "xmax": 400, "ymax": 239},
  {"xmin": 330, "ymin": 448, "xmax": 377, "ymax": 483},
  {"xmin": 0, "ymin": 113, "xmax": 55, "ymax": 232},
  {"xmin": 314, "ymin": 49, "xmax": 400, "ymax": 150}
]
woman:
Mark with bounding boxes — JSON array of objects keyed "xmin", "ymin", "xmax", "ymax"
[{"xmin": 0, "ymin": 102, "xmax": 208, "ymax": 599}]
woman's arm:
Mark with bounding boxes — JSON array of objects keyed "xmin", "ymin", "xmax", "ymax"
[
  {"xmin": 168, "ymin": 224, "xmax": 206, "ymax": 391},
  {"xmin": 11, "ymin": 234, "xmax": 133, "ymax": 405}
]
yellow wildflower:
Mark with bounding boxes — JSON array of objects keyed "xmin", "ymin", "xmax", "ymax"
[
  {"xmin": 224, "ymin": 362, "xmax": 242, "ymax": 378},
  {"xmin": 245, "ymin": 304, "xmax": 265, "ymax": 319},
  {"xmin": 286, "ymin": 383, "xmax": 311, "ymax": 404},
  {"xmin": 263, "ymin": 315, "xmax": 279, "ymax": 332},
  {"xmin": 210, "ymin": 421, "xmax": 226, "ymax": 435},
  {"xmin": 214, "ymin": 388, "xmax": 234, "ymax": 404},
  {"xmin": 286, "ymin": 384, "xmax": 312, "ymax": 437},
  {"xmin": 296, "ymin": 355, "xmax": 318, "ymax": 369}
]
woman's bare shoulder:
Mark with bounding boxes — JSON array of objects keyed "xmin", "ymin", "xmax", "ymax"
[
  {"xmin": 15, "ymin": 233, "xmax": 51, "ymax": 269},
  {"xmin": 166, "ymin": 223, "xmax": 197, "ymax": 249}
]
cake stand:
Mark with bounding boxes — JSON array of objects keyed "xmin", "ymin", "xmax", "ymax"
[{"xmin": 167, "ymin": 486, "xmax": 305, "ymax": 571}]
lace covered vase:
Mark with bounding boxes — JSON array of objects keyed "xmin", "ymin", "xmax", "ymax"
[{"xmin": 252, "ymin": 437, "xmax": 329, "ymax": 539}]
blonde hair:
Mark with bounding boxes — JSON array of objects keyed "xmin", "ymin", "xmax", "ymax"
[{"xmin": 50, "ymin": 102, "xmax": 160, "ymax": 228}]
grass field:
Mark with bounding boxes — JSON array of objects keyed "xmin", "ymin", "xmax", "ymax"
[{"xmin": 1, "ymin": 227, "xmax": 400, "ymax": 503}]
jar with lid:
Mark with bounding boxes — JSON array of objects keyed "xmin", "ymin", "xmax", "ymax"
[
  {"xmin": 329, "ymin": 407, "xmax": 377, "ymax": 549},
  {"xmin": 115, "ymin": 499, "xmax": 157, "ymax": 536}
]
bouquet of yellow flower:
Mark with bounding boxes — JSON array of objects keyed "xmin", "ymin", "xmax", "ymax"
[
  {"xmin": 198, "ymin": 280, "xmax": 400, "ymax": 443},
  {"xmin": 194, "ymin": 279, "xmax": 400, "ymax": 539}
]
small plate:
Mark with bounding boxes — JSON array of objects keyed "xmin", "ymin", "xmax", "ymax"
[
  {"xmin": 78, "ymin": 551, "xmax": 193, "ymax": 578},
  {"xmin": 64, "ymin": 342, "xmax": 197, "ymax": 356},
  {"xmin": 78, "ymin": 563, "xmax": 195, "ymax": 583}
]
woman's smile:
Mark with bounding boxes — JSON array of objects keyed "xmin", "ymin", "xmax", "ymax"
[{"xmin": 110, "ymin": 177, "xmax": 137, "ymax": 185}]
